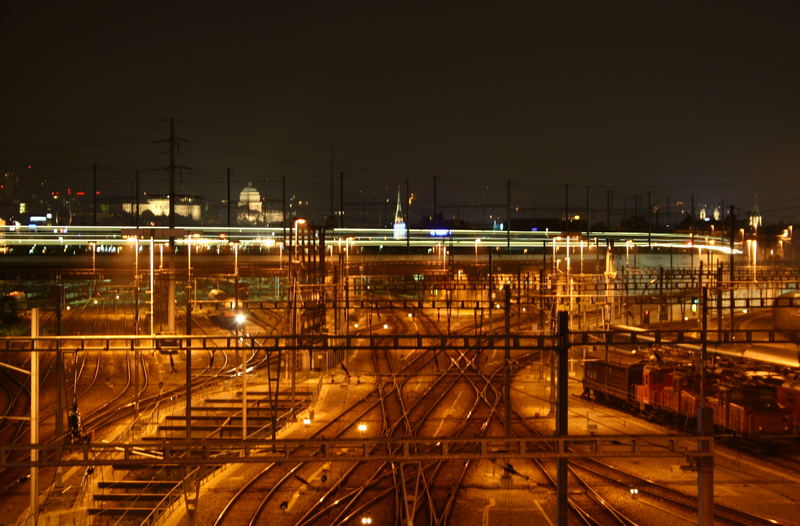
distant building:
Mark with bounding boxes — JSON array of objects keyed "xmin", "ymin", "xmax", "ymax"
[
  {"xmin": 236, "ymin": 182, "xmax": 283, "ymax": 226},
  {"xmin": 122, "ymin": 194, "xmax": 203, "ymax": 222},
  {"xmin": 238, "ymin": 182, "xmax": 262, "ymax": 212}
]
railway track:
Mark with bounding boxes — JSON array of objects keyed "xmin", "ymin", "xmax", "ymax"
[{"xmin": 85, "ymin": 305, "xmax": 305, "ymax": 524}]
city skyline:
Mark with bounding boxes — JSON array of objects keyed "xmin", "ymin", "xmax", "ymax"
[{"xmin": 2, "ymin": 3, "xmax": 799, "ymax": 223}]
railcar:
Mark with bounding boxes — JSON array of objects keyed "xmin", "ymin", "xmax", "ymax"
[
  {"xmin": 208, "ymin": 288, "xmax": 243, "ymax": 329},
  {"xmin": 583, "ymin": 359, "xmax": 643, "ymax": 405}
]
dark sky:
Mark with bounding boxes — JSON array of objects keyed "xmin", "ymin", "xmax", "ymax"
[{"xmin": 2, "ymin": 2, "xmax": 799, "ymax": 223}]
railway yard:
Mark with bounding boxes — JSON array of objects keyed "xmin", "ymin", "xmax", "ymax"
[{"xmin": 1, "ymin": 227, "xmax": 800, "ymax": 525}]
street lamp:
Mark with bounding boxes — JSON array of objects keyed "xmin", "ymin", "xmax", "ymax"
[
  {"xmin": 566, "ymin": 235, "xmax": 571, "ymax": 276},
  {"xmin": 552, "ymin": 237, "xmax": 560, "ymax": 273},
  {"xmin": 625, "ymin": 239, "xmax": 632, "ymax": 268},
  {"xmin": 149, "ymin": 236, "xmax": 155, "ymax": 335},
  {"xmin": 132, "ymin": 235, "xmax": 139, "ymax": 335},
  {"xmin": 235, "ymin": 312, "xmax": 247, "ymax": 438},
  {"xmin": 294, "ymin": 218, "xmax": 307, "ymax": 262},
  {"xmin": 232, "ymin": 240, "xmax": 239, "ymax": 276}
]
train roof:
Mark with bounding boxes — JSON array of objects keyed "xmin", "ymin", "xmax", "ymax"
[{"xmin": 774, "ymin": 290, "xmax": 800, "ymax": 305}]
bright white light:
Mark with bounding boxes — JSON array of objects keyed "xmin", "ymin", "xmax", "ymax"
[
  {"xmin": 354, "ymin": 323, "xmax": 359, "ymax": 328},
  {"xmin": 303, "ymin": 417, "xmax": 312, "ymax": 426},
  {"xmin": 357, "ymin": 423, "xmax": 367, "ymax": 433},
  {"xmin": 407, "ymin": 313, "xmax": 413, "ymax": 318},
  {"xmin": 361, "ymin": 518, "xmax": 373, "ymax": 525},
  {"xmin": 393, "ymin": 221, "xmax": 406, "ymax": 240},
  {"xmin": 234, "ymin": 313, "xmax": 246, "ymax": 325},
  {"xmin": 383, "ymin": 323, "xmax": 389, "ymax": 329}
]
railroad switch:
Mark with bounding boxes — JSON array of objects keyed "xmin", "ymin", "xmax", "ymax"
[{"xmin": 502, "ymin": 463, "xmax": 529, "ymax": 480}]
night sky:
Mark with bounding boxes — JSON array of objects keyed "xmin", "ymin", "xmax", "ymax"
[{"xmin": 2, "ymin": 2, "xmax": 799, "ymax": 224}]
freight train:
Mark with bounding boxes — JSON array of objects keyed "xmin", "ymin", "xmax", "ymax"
[{"xmin": 583, "ymin": 359, "xmax": 796, "ymax": 437}]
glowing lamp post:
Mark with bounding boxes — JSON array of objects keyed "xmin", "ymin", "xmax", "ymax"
[
  {"xmin": 149, "ymin": 236, "xmax": 155, "ymax": 335},
  {"xmin": 236, "ymin": 312, "xmax": 248, "ymax": 438},
  {"xmin": 294, "ymin": 218, "xmax": 307, "ymax": 261},
  {"xmin": 552, "ymin": 237, "xmax": 560, "ymax": 273}
]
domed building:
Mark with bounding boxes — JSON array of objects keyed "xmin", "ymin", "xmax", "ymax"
[
  {"xmin": 238, "ymin": 182, "xmax": 262, "ymax": 213},
  {"xmin": 236, "ymin": 182, "xmax": 283, "ymax": 226}
]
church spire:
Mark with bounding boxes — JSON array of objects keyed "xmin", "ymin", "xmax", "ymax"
[
  {"xmin": 749, "ymin": 194, "xmax": 762, "ymax": 231},
  {"xmin": 394, "ymin": 185, "xmax": 403, "ymax": 224},
  {"xmin": 392, "ymin": 184, "xmax": 407, "ymax": 239}
]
